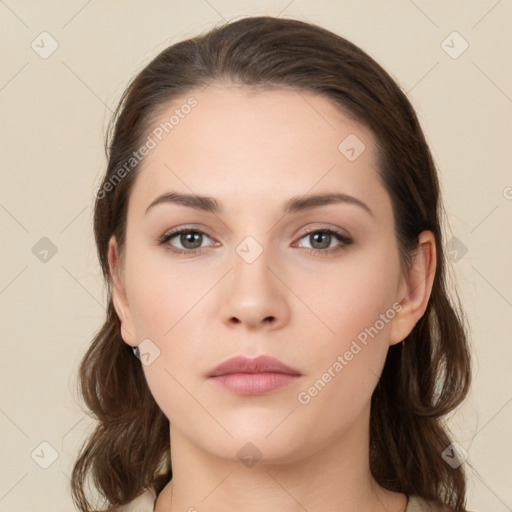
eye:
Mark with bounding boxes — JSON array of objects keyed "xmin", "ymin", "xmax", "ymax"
[
  {"xmin": 158, "ymin": 227, "xmax": 352, "ymax": 257},
  {"xmin": 158, "ymin": 228, "xmax": 217, "ymax": 254},
  {"xmin": 294, "ymin": 228, "xmax": 353, "ymax": 256}
]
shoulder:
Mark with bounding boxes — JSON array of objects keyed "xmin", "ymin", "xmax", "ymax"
[
  {"xmin": 112, "ymin": 490, "xmax": 479, "ymax": 512},
  {"xmin": 113, "ymin": 487, "xmax": 157, "ymax": 512},
  {"xmin": 406, "ymin": 495, "xmax": 478, "ymax": 512}
]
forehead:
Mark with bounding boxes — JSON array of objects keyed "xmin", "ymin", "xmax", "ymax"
[{"xmin": 128, "ymin": 85, "xmax": 389, "ymax": 218}]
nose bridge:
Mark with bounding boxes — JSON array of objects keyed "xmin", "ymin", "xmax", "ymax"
[
  {"xmin": 220, "ymin": 232, "xmax": 289, "ymax": 329},
  {"xmin": 233, "ymin": 234, "xmax": 273, "ymax": 290}
]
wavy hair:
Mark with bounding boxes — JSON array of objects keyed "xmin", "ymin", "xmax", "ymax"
[{"xmin": 71, "ymin": 15, "xmax": 472, "ymax": 511}]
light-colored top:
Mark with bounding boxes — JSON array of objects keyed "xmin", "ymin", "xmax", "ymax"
[{"xmin": 114, "ymin": 487, "xmax": 458, "ymax": 511}]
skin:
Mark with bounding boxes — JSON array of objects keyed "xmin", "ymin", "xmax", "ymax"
[{"xmin": 108, "ymin": 83, "xmax": 436, "ymax": 512}]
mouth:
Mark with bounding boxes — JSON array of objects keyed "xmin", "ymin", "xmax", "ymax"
[{"xmin": 207, "ymin": 355, "xmax": 302, "ymax": 396}]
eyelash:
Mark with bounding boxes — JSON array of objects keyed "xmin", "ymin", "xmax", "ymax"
[{"xmin": 158, "ymin": 226, "xmax": 353, "ymax": 257}]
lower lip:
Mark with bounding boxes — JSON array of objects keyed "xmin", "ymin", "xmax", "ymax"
[{"xmin": 208, "ymin": 372, "xmax": 301, "ymax": 395}]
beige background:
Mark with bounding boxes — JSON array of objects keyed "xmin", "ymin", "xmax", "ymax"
[{"xmin": 1, "ymin": 1, "xmax": 511, "ymax": 511}]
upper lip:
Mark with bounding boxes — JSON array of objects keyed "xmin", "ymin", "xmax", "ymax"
[{"xmin": 207, "ymin": 355, "xmax": 302, "ymax": 378}]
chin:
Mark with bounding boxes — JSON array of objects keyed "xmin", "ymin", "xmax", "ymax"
[{"xmin": 213, "ymin": 438, "xmax": 305, "ymax": 467}]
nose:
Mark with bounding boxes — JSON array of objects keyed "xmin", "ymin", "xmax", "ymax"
[{"xmin": 219, "ymin": 243, "xmax": 290, "ymax": 331}]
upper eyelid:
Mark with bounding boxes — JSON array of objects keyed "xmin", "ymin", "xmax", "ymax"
[{"xmin": 163, "ymin": 226, "xmax": 216, "ymax": 241}]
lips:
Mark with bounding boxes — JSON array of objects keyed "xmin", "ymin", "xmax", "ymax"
[
  {"xmin": 207, "ymin": 355, "xmax": 302, "ymax": 378},
  {"xmin": 207, "ymin": 355, "xmax": 302, "ymax": 396}
]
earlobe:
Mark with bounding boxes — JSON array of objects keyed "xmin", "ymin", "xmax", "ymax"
[
  {"xmin": 108, "ymin": 236, "xmax": 137, "ymax": 346},
  {"xmin": 388, "ymin": 231, "xmax": 437, "ymax": 346}
]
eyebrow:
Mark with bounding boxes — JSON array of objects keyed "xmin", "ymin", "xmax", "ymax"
[{"xmin": 145, "ymin": 191, "xmax": 373, "ymax": 217}]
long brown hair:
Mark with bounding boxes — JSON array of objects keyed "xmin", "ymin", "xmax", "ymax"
[{"xmin": 71, "ymin": 15, "xmax": 472, "ymax": 511}]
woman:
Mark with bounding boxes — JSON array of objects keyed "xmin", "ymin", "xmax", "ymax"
[{"xmin": 72, "ymin": 15, "xmax": 473, "ymax": 512}]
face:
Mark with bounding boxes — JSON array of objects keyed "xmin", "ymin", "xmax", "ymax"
[{"xmin": 109, "ymin": 84, "xmax": 430, "ymax": 464}]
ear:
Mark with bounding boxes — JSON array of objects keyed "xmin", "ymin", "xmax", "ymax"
[
  {"xmin": 108, "ymin": 236, "xmax": 137, "ymax": 347},
  {"xmin": 388, "ymin": 230, "xmax": 437, "ymax": 346}
]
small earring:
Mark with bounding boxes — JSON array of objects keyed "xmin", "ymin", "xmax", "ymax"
[{"xmin": 132, "ymin": 346, "xmax": 140, "ymax": 360}]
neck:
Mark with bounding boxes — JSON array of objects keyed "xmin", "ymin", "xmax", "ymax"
[{"xmin": 155, "ymin": 406, "xmax": 407, "ymax": 512}]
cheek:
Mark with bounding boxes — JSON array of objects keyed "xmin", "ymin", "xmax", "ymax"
[
  {"xmin": 302, "ymin": 241, "xmax": 401, "ymax": 344},
  {"xmin": 293, "ymin": 299, "xmax": 395, "ymax": 440},
  {"xmin": 122, "ymin": 249, "xmax": 211, "ymax": 420},
  {"xmin": 123, "ymin": 245, "xmax": 208, "ymax": 339},
  {"xmin": 295, "ymin": 244, "xmax": 400, "ymax": 402}
]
